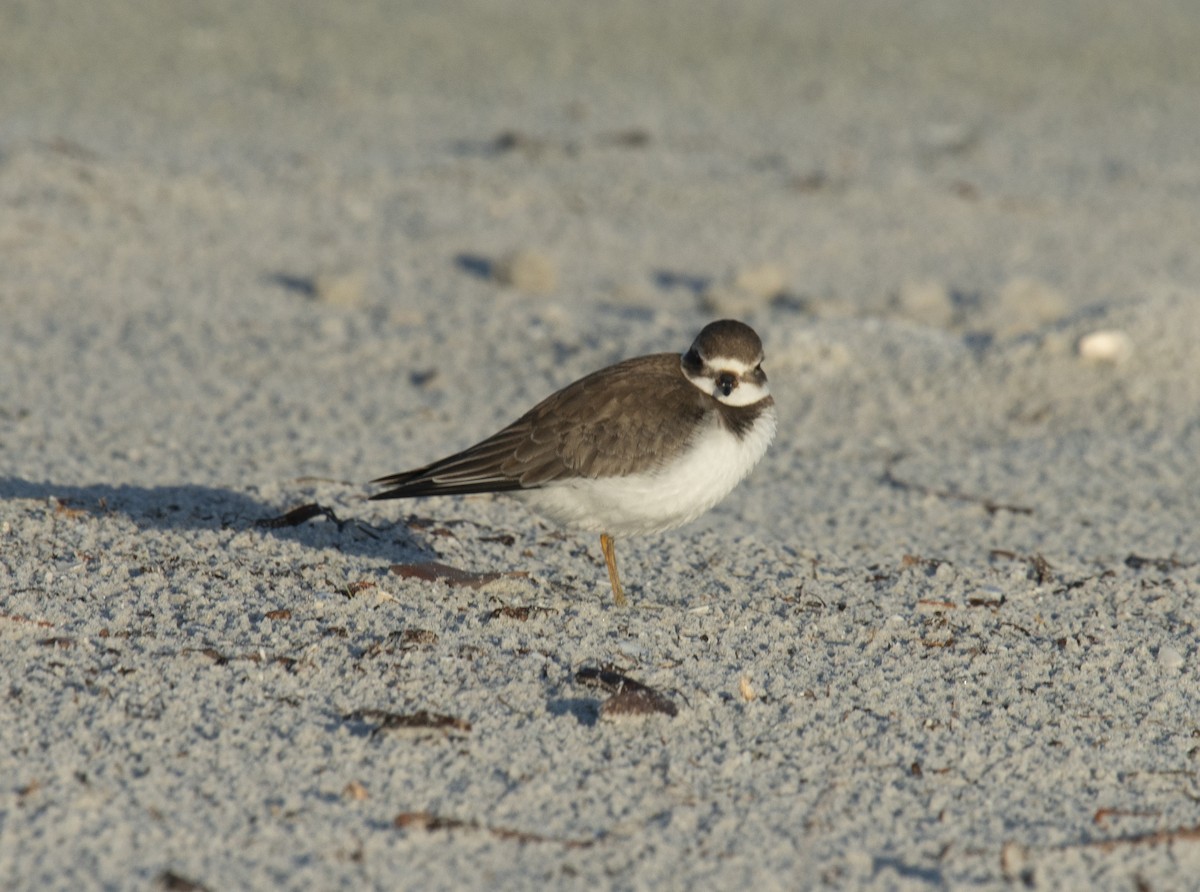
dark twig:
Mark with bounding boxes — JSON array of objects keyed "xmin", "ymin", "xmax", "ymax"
[
  {"xmin": 256, "ymin": 503, "xmax": 344, "ymax": 529},
  {"xmin": 883, "ymin": 457, "xmax": 1033, "ymax": 515}
]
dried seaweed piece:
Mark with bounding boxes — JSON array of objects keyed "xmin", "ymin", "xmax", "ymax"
[
  {"xmin": 344, "ymin": 709, "xmax": 471, "ymax": 737},
  {"xmin": 0, "ymin": 612, "xmax": 54, "ymax": 628},
  {"xmin": 341, "ymin": 579, "xmax": 376, "ymax": 598},
  {"xmin": 966, "ymin": 595, "xmax": 1005, "ymax": 608},
  {"xmin": 1093, "ymin": 807, "xmax": 1161, "ymax": 826},
  {"xmin": 391, "ymin": 561, "xmax": 527, "ymax": 589},
  {"xmin": 53, "ymin": 498, "xmax": 88, "ymax": 519},
  {"xmin": 185, "ymin": 648, "xmax": 293, "ymax": 667},
  {"xmin": 156, "ymin": 871, "xmax": 210, "ymax": 892},
  {"xmin": 1085, "ymin": 822, "xmax": 1200, "ymax": 851},
  {"xmin": 395, "ymin": 811, "xmax": 453, "ymax": 830},
  {"xmin": 883, "ymin": 457, "xmax": 1032, "ymax": 515},
  {"xmin": 479, "ymin": 534, "xmax": 516, "ymax": 546},
  {"xmin": 488, "ymin": 605, "xmax": 555, "ymax": 621},
  {"xmin": 989, "ymin": 549, "xmax": 1054, "ymax": 583},
  {"xmin": 399, "ymin": 628, "xmax": 439, "ymax": 647},
  {"xmin": 916, "ymin": 599, "xmax": 958, "ymax": 610},
  {"xmin": 596, "ymin": 128, "xmax": 652, "ymax": 148},
  {"xmin": 488, "ymin": 130, "xmax": 550, "ymax": 155},
  {"xmin": 921, "ymin": 637, "xmax": 955, "ymax": 649},
  {"xmin": 901, "ymin": 554, "xmax": 947, "ymax": 570},
  {"xmin": 190, "ymin": 647, "xmax": 229, "ymax": 664},
  {"xmin": 255, "ymin": 503, "xmax": 343, "ymax": 529},
  {"xmin": 393, "ymin": 811, "xmax": 597, "ymax": 848},
  {"xmin": 38, "ymin": 637, "xmax": 75, "ymax": 649},
  {"xmin": 342, "ymin": 781, "xmax": 369, "ymax": 801},
  {"xmin": 576, "ymin": 666, "xmax": 678, "ymax": 719},
  {"xmin": 1125, "ymin": 553, "xmax": 1191, "ymax": 572}
]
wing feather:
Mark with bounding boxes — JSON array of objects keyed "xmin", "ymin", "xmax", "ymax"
[{"xmin": 369, "ymin": 353, "xmax": 708, "ymax": 500}]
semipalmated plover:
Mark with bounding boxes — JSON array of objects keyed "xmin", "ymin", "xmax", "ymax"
[{"xmin": 371, "ymin": 319, "xmax": 776, "ymax": 605}]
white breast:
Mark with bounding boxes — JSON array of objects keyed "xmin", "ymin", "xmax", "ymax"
[{"xmin": 522, "ymin": 405, "xmax": 777, "ymax": 537}]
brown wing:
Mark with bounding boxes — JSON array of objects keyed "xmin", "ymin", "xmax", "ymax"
[{"xmin": 370, "ymin": 353, "xmax": 708, "ymax": 500}]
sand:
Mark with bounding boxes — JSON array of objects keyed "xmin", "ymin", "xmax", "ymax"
[{"xmin": 2, "ymin": 1, "xmax": 1199, "ymax": 889}]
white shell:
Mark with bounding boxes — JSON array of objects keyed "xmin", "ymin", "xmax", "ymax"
[{"xmin": 1077, "ymin": 329, "xmax": 1133, "ymax": 363}]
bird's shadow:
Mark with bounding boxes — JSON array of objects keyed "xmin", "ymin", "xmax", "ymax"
[
  {"xmin": 546, "ymin": 697, "xmax": 600, "ymax": 727},
  {"xmin": 0, "ymin": 477, "xmax": 437, "ymax": 564}
]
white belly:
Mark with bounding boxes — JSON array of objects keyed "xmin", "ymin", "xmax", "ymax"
[{"xmin": 521, "ymin": 406, "xmax": 776, "ymax": 537}]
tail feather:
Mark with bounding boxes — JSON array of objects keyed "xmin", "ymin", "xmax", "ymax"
[{"xmin": 369, "ymin": 473, "xmax": 525, "ymax": 500}]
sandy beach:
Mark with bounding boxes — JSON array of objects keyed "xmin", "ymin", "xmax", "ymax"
[{"xmin": 3, "ymin": 2, "xmax": 1199, "ymax": 888}]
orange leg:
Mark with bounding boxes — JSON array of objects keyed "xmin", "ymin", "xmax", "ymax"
[{"xmin": 600, "ymin": 533, "xmax": 627, "ymax": 606}]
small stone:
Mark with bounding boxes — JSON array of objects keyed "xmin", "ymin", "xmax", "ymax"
[
  {"xmin": 989, "ymin": 277, "xmax": 1068, "ymax": 337},
  {"xmin": 1000, "ymin": 841, "xmax": 1031, "ymax": 883},
  {"xmin": 918, "ymin": 121, "xmax": 979, "ymax": 157},
  {"xmin": 494, "ymin": 249, "xmax": 557, "ymax": 294},
  {"xmin": 313, "ymin": 271, "xmax": 366, "ymax": 308},
  {"xmin": 731, "ymin": 263, "xmax": 787, "ymax": 299},
  {"xmin": 606, "ymin": 281, "xmax": 658, "ymax": 306},
  {"xmin": 892, "ymin": 279, "xmax": 955, "ymax": 328},
  {"xmin": 738, "ymin": 675, "xmax": 756, "ymax": 702},
  {"xmin": 699, "ymin": 285, "xmax": 759, "ymax": 316},
  {"xmin": 1077, "ymin": 329, "xmax": 1133, "ymax": 364},
  {"xmin": 700, "ymin": 263, "xmax": 787, "ymax": 314},
  {"xmin": 1157, "ymin": 645, "xmax": 1185, "ymax": 671}
]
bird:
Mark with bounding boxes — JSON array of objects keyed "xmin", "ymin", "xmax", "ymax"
[{"xmin": 370, "ymin": 319, "xmax": 776, "ymax": 605}]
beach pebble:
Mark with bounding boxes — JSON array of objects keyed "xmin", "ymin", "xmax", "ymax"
[
  {"xmin": 494, "ymin": 249, "xmax": 557, "ymax": 294},
  {"xmin": 313, "ymin": 270, "xmax": 366, "ymax": 308},
  {"xmin": 918, "ymin": 121, "xmax": 979, "ymax": 157},
  {"xmin": 1000, "ymin": 841, "xmax": 1032, "ymax": 884},
  {"xmin": 984, "ymin": 277, "xmax": 1068, "ymax": 337},
  {"xmin": 700, "ymin": 285, "xmax": 760, "ymax": 316},
  {"xmin": 892, "ymin": 279, "xmax": 955, "ymax": 328},
  {"xmin": 1156, "ymin": 644, "xmax": 1185, "ymax": 671},
  {"xmin": 843, "ymin": 849, "xmax": 875, "ymax": 878},
  {"xmin": 1077, "ymin": 329, "xmax": 1134, "ymax": 364},
  {"xmin": 700, "ymin": 263, "xmax": 787, "ymax": 315},
  {"xmin": 738, "ymin": 675, "xmax": 756, "ymax": 701},
  {"xmin": 731, "ymin": 263, "xmax": 787, "ymax": 299}
]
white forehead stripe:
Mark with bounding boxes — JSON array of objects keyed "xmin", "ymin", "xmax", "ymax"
[
  {"xmin": 685, "ymin": 353, "xmax": 762, "ymax": 375},
  {"xmin": 703, "ymin": 355, "xmax": 759, "ymax": 375}
]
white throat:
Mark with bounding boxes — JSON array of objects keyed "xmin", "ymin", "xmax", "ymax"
[
  {"xmin": 683, "ymin": 362, "xmax": 771, "ymax": 408},
  {"xmin": 711, "ymin": 379, "xmax": 770, "ymax": 407}
]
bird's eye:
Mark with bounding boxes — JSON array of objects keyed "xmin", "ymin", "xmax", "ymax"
[{"xmin": 717, "ymin": 373, "xmax": 737, "ymax": 397}]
